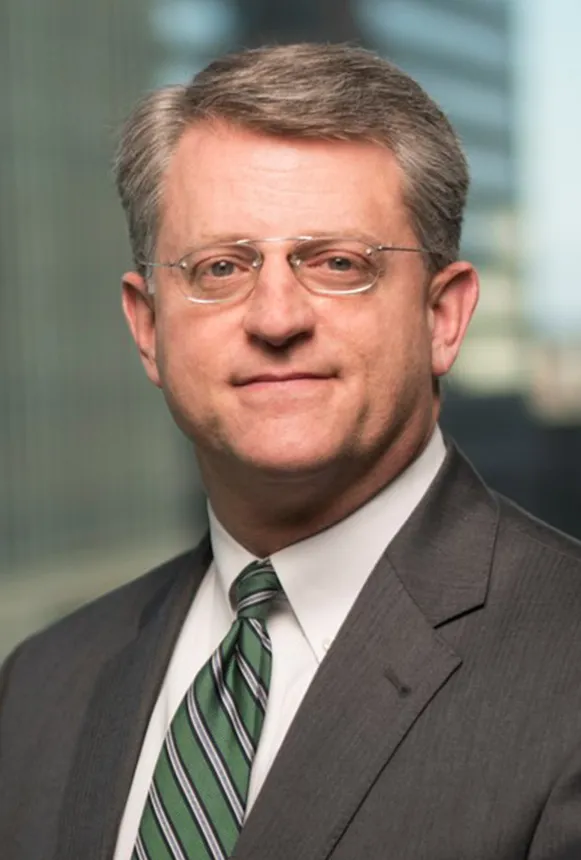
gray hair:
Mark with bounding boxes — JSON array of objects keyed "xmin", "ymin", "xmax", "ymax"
[{"xmin": 113, "ymin": 43, "xmax": 469, "ymax": 275}]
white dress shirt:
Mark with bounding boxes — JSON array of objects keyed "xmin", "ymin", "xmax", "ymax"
[{"xmin": 113, "ymin": 427, "xmax": 446, "ymax": 859}]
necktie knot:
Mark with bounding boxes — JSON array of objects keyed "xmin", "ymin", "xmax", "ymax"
[{"xmin": 233, "ymin": 558, "xmax": 281, "ymax": 620}]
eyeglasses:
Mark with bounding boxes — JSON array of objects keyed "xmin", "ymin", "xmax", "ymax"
[{"xmin": 139, "ymin": 235, "xmax": 434, "ymax": 305}]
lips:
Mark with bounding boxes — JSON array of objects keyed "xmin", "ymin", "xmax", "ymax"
[
  {"xmin": 235, "ymin": 372, "xmax": 329, "ymax": 385},
  {"xmin": 232, "ymin": 367, "xmax": 341, "ymax": 389}
]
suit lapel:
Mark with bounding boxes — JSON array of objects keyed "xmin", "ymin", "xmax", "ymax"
[
  {"xmin": 386, "ymin": 443, "xmax": 499, "ymax": 628},
  {"xmin": 54, "ymin": 538, "xmax": 212, "ymax": 860},
  {"xmin": 233, "ymin": 445, "xmax": 500, "ymax": 860}
]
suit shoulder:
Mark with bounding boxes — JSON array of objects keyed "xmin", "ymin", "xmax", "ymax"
[
  {"xmin": 495, "ymin": 492, "xmax": 581, "ymax": 567},
  {"xmin": 3, "ymin": 541, "xmax": 209, "ymax": 672}
]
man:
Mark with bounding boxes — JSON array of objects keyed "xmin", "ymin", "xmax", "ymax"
[{"xmin": 2, "ymin": 42, "xmax": 581, "ymax": 860}]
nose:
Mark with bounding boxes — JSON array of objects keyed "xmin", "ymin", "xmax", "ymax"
[{"xmin": 242, "ymin": 253, "xmax": 316, "ymax": 348}]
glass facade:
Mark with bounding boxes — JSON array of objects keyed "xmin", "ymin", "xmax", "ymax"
[
  {"xmin": 2, "ymin": 0, "xmax": 581, "ymax": 658},
  {"xmin": 355, "ymin": 0, "xmax": 520, "ymax": 393},
  {"xmin": 1, "ymin": 0, "xmax": 201, "ymax": 654}
]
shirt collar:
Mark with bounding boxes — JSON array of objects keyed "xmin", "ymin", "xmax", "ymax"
[{"xmin": 208, "ymin": 426, "xmax": 446, "ymax": 662}]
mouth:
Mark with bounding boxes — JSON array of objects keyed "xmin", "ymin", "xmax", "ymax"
[
  {"xmin": 236, "ymin": 372, "xmax": 330, "ymax": 386},
  {"xmin": 232, "ymin": 371, "xmax": 336, "ymax": 399},
  {"xmin": 234, "ymin": 371, "xmax": 334, "ymax": 388}
]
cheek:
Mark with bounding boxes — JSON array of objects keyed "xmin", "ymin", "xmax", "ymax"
[
  {"xmin": 154, "ymin": 311, "xmax": 220, "ymax": 406},
  {"xmin": 353, "ymin": 303, "xmax": 432, "ymax": 404}
]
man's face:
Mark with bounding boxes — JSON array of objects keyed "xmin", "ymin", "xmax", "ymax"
[{"xmin": 123, "ymin": 122, "xmax": 477, "ymax": 484}]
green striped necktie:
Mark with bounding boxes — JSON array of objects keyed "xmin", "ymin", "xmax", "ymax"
[{"xmin": 133, "ymin": 559, "xmax": 281, "ymax": 860}]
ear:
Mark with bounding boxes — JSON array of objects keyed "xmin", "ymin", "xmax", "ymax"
[
  {"xmin": 427, "ymin": 261, "xmax": 479, "ymax": 378},
  {"xmin": 121, "ymin": 271, "xmax": 162, "ymax": 388}
]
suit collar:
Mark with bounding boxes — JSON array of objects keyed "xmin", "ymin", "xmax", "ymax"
[{"xmin": 387, "ymin": 440, "xmax": 499, "ymax": 627}]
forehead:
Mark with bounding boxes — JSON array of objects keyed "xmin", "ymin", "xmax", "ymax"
[{"xmin": 158, "ymin": 121, "xmax": 411, "ymax": 249}]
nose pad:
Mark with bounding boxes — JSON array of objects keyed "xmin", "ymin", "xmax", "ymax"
[
  {"xmin": 251, "ymin": 251, "xmax": 301, "ymax": 289},
  {"xmin": 288, "ymin": 252, "xmax": 301, "ymax": 273}
]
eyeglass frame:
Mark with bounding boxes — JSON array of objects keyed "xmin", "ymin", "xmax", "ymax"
[{"xmin": 137, "ymin": 234, "xmax": 439, "ymax": 305}]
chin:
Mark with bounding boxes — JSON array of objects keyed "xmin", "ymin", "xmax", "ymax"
[{"xmin": 228, "ymin": 435, "xmax": 346, "ymax": 478}]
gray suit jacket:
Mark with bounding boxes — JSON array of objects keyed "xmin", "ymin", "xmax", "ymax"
[{"xmin": 3, "ymin": 445, "xmax": 581, "ymax": 859}]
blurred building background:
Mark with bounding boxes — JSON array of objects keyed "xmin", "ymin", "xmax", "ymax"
[{"xmin": 2, "ymin": 0, "xmax": 581, "ymax": 658}]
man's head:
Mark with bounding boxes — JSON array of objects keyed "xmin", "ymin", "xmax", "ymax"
[{"xmin": 115, "ymin": 43, "xmax": 478, "ymax": 535}]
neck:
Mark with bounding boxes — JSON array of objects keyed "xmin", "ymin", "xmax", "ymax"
[{"xmin": 199, "ymin": 417, "xmax": 438, "ymax": 558}]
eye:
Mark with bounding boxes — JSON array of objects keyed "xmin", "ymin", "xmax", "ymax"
[
  {"xmin": 303, "ymin": 247, "xmax": 373, "ymax": 277},
  {"xmin": 180, "ymin": 248, "xmax": 255, "ymax": 287},
  {"xmin": 207, "ymin": 259, "xmax": 238, "ymax": 278},
  {"xmin": 299, "ymin": 241, "xmax": 371, "ymax": 270},
  {"xmin": 325, "ymin": 255, "xmax": 357, "ymax": 272},
  {"xmin": 196, "ymin": 254, "xmax": 250, "ymax": 281},
  {"xmin": 294, "ymin": 240, "xmax": 378, "ymax": 291}
]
